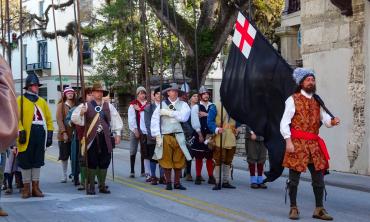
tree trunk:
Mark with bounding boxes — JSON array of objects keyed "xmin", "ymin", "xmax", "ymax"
[{"xmin": 147, "ymin": 0, "xmax": 250, "ymax": 88}]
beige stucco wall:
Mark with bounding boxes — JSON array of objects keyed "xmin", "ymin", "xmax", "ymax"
[
  {"xmin": 301, "ymin": 0, "xmax": 368, "ymax": 174},
  {"xmin": 303, "ymin": 49, "xmax": 353, "ymax": 172}
]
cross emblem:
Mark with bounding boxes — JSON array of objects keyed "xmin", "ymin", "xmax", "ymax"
[{"xmin": 232, "ymin": 12, "xmax": 257, "ymax": 59}]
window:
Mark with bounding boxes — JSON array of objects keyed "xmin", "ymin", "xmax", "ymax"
[
  {"xmin": 38, "ymin": 40, "xmax": 48, "ymax": 67},
  {"xmin": 39, "ymin": 1, "xmax": 44, "ymax": 17},
  {"xmin": 39, "ymin": 87, "xmax": 47, "ymax": 101},
  {"xmin": 82, "ymin": 39, "xmax": 92, "ymax": 65},
  {"xmin": 22, "ymin": 44, "xmax": 27, "ymax": 69}
]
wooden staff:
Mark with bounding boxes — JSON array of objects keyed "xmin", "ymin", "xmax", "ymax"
[
  {"xmin": 75, "ymin": 0, "xmax": 89, "ymax": 194},
  {"xmin": 1, "ymin": 0, "xmax": 5, "ymax": 56},
  {"xmin": 51, "ymin": 0, "xmax": 66, "ymax": 122},
  {"xmin": 5, "ymin": 0, "xmax": 10, "ymax": 67}
]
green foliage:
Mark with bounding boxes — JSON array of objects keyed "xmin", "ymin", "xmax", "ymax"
[
  {"xmin": 252, "ymin": 0, "xmax": 284, "ymax": 43},
  {"xmin": 198, "ymin": 29, "xmax": 214, "ymax": 57}
]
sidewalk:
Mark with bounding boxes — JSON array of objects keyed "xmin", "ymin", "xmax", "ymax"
[{"xmin": 116, "ymin": 139, "xmax": 370, "ymax": 193}]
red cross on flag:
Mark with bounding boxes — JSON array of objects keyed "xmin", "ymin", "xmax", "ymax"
[
  {"xmin": 232, "ymin": 12, "xmax": 257, "ymax": 59},
  {"xmin": 221, "ymin": 11, "xmax": 296, "ymax": 182}
]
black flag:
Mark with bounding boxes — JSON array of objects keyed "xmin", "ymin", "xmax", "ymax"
[{"xmin": 220, "ymin": 12, "xmax": 296, "ymax": 182}]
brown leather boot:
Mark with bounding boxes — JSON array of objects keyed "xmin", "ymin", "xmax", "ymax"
[
  {"xmin": 21, "ymin": 183, "xmax": 31, "ymax": 199},
  {"xmin": 312, "ymin": 207, "xmax": 333, "ymax": 220},
  {"xmin": 32, "ymin": 181, "xmax": 44, "ymax": 197},
  {"xmin": 289, "ymin": 206, "xmax": 299, "ymax": 220},
  {"xmin": 0, "ymin": 208, "xmax": 8, "ymax": 216}
]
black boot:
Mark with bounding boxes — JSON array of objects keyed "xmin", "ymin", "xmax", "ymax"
[
  {"xmin": 140, "ymin": 156, "xmax": 145, "ymax": 177},
  {"xmin": 130, "ymin": 155, "xmax": 136, "ymax": 178},
  {"xmin": 86, "ymin": 169, "xmax": 96, "ymax": 195},
  {"xmin": 194, "ymin": 176, "xmax": 202, "ymax": 185},
  {"xmin": 98, "ymin": 169, "xmax": 111, "ymax": 194},
  {"xmin": 5, "ymin": 173, "xmax": 13, "ymax": 194},
  {"xmin": 15, "ymin": 171, "xmax": 24, "ymax": 189},
  {"xmin": 212, "ymin": 183, "xmax": 221, "ymax": 190}
]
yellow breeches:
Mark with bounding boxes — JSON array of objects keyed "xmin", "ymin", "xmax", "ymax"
[{"xmin": 159, "ymin": 134, "xmax": 186, "ymax": 169}]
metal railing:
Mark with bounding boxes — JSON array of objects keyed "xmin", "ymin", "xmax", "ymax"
[{"xmin": 26, "ymin": 62, "xmax": 52, "ymax": 71}]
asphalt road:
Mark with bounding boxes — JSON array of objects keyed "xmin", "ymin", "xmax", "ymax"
[{"xmin": 1, "ymin": 142, "xmax": 369, "ymax": 222}]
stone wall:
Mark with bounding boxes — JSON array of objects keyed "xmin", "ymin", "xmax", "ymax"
[{"xmin": 301, "ymin": 0, "xmax": 368, "ymax": 174}]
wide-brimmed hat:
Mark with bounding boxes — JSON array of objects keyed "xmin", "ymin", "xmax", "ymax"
[
  {"xmin": 91, "ymin": 83, "xmax": 109, "ymax": 97},
  {"xmin": 162, "ymin": 83, "xmax": 183, "ymax": 95},
  {"xmin": 154, "ymin": 83, "xmax": 171, "ymax": 95}
]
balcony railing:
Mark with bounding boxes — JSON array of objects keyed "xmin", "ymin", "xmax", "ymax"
[
  {"xmin": 284, "ymin": 0, "xmax": 301, "ymax": 14},
  {"xmin": 26, "ymin": 62, "xmax": 51, "ymax": 71}
]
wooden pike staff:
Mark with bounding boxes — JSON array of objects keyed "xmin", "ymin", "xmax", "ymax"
[
  {"xmin": 139, "ymin": 0, "xmax": 150, "ymax": 100},
  {"xmin": 51, "ymin": 0, "xmax": 65, "ymax": 120},
  {"xmin": 75, "ymin": 0, "xmax": 89, "ymax": 194},
  {"xmin": 1, "ymin": 0, "xmax": 5, "ymax": 57},
  {"xmin": 5, "ymin": 0, "xmax": 10, "ymax": 67},
  {"xmin": 14, "ymin": 0, "xmax": 23, "ymax": 174}
]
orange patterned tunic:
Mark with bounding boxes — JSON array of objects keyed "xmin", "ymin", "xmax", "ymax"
[{"xmin": 282, "ymin": 93, "xmax": 327, "ymax": 172}]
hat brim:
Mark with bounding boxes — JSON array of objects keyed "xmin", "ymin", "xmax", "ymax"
[
  {"xmin": 162, "ymin": 87, "xmax": 184, "ymax": 95},
  {"xmin": 92, "ymin": 88, "xmax": 109, "ymax": 97},
  {"xmin": 24, "ymin": 83, "xmax": 43, "ymax": 90}
]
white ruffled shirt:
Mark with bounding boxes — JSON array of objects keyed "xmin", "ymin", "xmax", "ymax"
[{"xmin": 280, "ymin": 90, "xmax": 333, "ymax": 139}]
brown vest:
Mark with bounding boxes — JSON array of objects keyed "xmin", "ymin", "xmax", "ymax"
[
  {"xmin": 282, "ymin": 93, "xmax": 327, "ymax": 172},
  {"xmin": 85, "ymin": 101, "xmax": 113, "ymax": 152}
]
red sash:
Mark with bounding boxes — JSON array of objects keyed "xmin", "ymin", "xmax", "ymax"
[{"xmin": 291, "ymin": 128, "xmax": 330, "ymax": 161}]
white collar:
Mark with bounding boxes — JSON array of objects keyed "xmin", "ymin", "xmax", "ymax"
[
  {"xmin": 168, "ymin": 98, "xmax": 178, "ymax": 104},
  {"xmin": 300, "ymin": 89, "xmax": 313, "ymax": 99},
  {"xmin": 26, "ymin": 90, "xmax": 38, "ymax": 96},
  {"xmin": 200, "ymin": 101, "xmax": 212, "ymax": 106}
]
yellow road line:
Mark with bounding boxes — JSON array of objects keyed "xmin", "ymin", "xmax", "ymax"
[
  {"xmin": 45, "ymin": 154, "xmax": 265, "ymax": 222},
  {"xmin": 119, "ymin": 174, "xmax": 263, "ymax": 221}
]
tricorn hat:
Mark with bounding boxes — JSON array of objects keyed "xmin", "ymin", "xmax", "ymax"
[
  {"xmin": 91, "ymin": 82, "xmax": 109, "ymax": 97},
  {"xmin": 24, "ymin": 73, "xmax": 42, "ymax": 89}
]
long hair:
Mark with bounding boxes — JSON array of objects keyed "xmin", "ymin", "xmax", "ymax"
[{"xmin": 57, "ymin": 93, "xmax": 77, "ymax": 105}]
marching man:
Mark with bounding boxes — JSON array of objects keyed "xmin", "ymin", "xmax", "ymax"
[
  {"xmin": 72, "ymin": 83, "xmax": 123, "ymax": 195},
  {"xmin": 280, "ymin": 68, "xmax": 340, "ymax": 220}
]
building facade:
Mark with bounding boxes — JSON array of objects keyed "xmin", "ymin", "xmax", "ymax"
[
  {"xmin": 3, "ymin": 0, "xmax": 103, "ymax": 128},
  {"xmin": 278, "ymin": 0, "xmax": 370, "ymax": 175}
]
